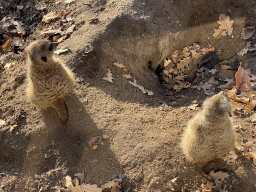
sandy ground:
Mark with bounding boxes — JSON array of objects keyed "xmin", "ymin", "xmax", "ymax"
[{"xmin": 1, "ymin": 0, "xmax": 256, "ymax": 191}]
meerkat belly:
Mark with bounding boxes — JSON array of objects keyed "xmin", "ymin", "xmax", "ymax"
[{"xmin": 31, "ymin": 71, "xmax": 73, "ymax": 102}]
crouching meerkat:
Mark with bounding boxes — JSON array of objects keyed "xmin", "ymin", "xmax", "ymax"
[
  {"xmin": 180, "ymin": 91, "xmax": 239, "ymax": 166},
  {"xmin": 26, "ymin": 40, "xmax": 75, "ymax": 124}
]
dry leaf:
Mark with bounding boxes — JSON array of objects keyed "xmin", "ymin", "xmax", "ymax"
[
  {"xmin": 103, "ymin": 69, "xmax": 113, "ymax": 83},
  {"xmin": 129, "ymin": 80, "xmax": 153, "ymax": 95},
  {"xmin": 74, "ymin": 173, "xmax": 84, "ymax": 181},
  {"xmin": 235, "ymin": 66, "xmax": 251, "ymax": 92},
  {"xmin": 147, "ymin": 91, "xmax": 154, "ymax": 96},
  {"xmin": 102, "ymin": 180, "xmax": 118, "ymax": 189},
  {"xmin": 65, "ymin": 0, "xmax": 75, "ymax": 4},
  {"xmin": 88, "ymin": 136, "xmax": 102, "ymax": 147},
  {"xmin": 113, "ymin": 62, "xmax": 125, "ymax": 68},
  {"xmin": 244, "ymin": 101, "xmax": 255, "ymax": 115},
  {"xmin": 42, "ymin": 12, "xmax": 60, "ymax": 23},
  {"xmin": 213, "ymin": 14, "xmax": 234, "ymax": 38},
  {"xmin": 241, "ymin": 26, "xmax": 255, "ymax": 40},
  {"xmin": 65, "ymin": 176, "xmax": 102, "ymax": 192},
  {"xmin": 0, "ymin": 119, "xmax": 6, "ymax": 126},
  {"xmin": 53, "ymin": 35, "xmax": 60, "ymax": 41},
  {"xmin": 66, "ymin": 24, "xmax": 76, "ymax": 35},
  {"xmin": 200, "ymin": 181, "xmax": 214, "ymax": 192},
  {"xmin": 92, "ymin": 145, "xmax": 98, "ymax": 150},
  {"xmin": 177, "ymin": 57, "xmax": 191, "ymax": 71},
  {"xmin": 209, "ymin": 69, "xmax": 217, "ymax": 75},
  {"xmin": 209, "ymin": 170, "xmax": 229, "ymax": 181},
  {"xmin": 54, "ymin": 48, "xmax": 69, "ymax": 55},
  {"xmin": 80, "ymin": 184, "xmax": 102, "ymax": 192},
  {"xmin": 188, "ymin": 103, "xmax": 200, "ymax": 110},
  {"xmin": 111, "ymin": 183, "xmax": 121, "ymax": 192},
  {"xmin": 4, "ymin": 63, "xmax": 13, "ymax": 70},
  {"xmin": 238, "ymin": 42, "xmax": 251, "ymax": 56},
  {"xmin": 208, "ymin": 76, "xmax": 219, "ymax": 85},
  {"xmin": 2, "ymin": 40, "xmax": 12, "ymax": 52},
  {"xmin": 122, "ymin": 74, "xmax": 132, "ymax": 79}
]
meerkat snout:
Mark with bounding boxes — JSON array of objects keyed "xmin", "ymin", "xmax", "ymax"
[
  {"xmin": 26, "ymin": 40, "xmax": 75, "ymax": 124},
  {"xmin": 180, "ymin": 91, "xmax": 238, "ymax": 166}
]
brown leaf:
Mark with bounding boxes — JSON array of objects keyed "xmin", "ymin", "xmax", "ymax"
[
  {"xmin": 241, "ymin": 26, "xmax": 255, "ymax": 40},
  {"xmin": 244, "ymin": 101, "xmax": 255, "ymax": 115},
  {"xmin": 88, "ymin": 136, "xmax": 102, "ymax": 147},
  {"xmin": 111, "ymin": 183, "xmax": 121, "ymax": 192},
  {"xmin": 2, "ymin": 40, "xmax": 12, "ymax": 52},
  {"xmin": 213, "ymin": 14, "xmax": 234, "ymax": 38},
  {"xmin": 235, "ymin": 66, "xmax": 251, "ymax": 92}
]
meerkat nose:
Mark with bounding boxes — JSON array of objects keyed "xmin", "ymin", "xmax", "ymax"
[{"xmin": 229, "ymin": 112, "xmax": 232, "ymax": 117}]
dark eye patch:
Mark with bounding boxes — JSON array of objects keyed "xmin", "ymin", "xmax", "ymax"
[
  {"xmin": 41, "ymin": 56, "xmax": 47, "ymax": 62},
  {"xmin": 49, "ymin": 44, "xmax": 53, "ymax": 51}
]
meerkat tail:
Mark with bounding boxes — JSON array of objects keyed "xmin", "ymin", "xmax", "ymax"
[{"xmin": 52, "ymin": 99, "xmax": 68, "ymax": 124}]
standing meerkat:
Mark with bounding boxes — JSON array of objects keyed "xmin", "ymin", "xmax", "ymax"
[
  {"xmin": 180, "ymin": 91, "xmax": 239, "ymax": 166},
  {"xmin": 26, "ymin": 40, "xmax": 75, "ymax": 124}
]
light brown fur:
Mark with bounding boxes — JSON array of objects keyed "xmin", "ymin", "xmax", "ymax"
[
  {"xmin": 180, "ymin": 91, "xmax": 238, "ymax": 166},
  {"xmin": 26, "ymin": 40, "xmax": 75, "ymax": 124}
]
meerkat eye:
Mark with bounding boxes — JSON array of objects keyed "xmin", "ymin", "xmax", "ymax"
[
  {"xmin": 49, "ymin": 44, "xmax": 53, "ymax": 51},
  {"xmin": 41, "ymin": 56, "xmax": 47, "ymax": 62}
]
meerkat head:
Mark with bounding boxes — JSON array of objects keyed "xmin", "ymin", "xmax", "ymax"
[
  {"xmin": 202, "ymin": 91, "xmax": 232, "ymax": 118},
  {"xmin": 26, "ymin": 40, "xmax": 58, "ymax": 65}
]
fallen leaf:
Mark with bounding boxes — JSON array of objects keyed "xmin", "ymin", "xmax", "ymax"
[
  {"xmin": 10, "ymin": 124, "xmax": 18, "ymax": 132},
  {"xmin": 177, "ymin": 57, "xmax": 191, "ymax": 71},
  {"xmin": 209, "ymin": 170, "xmax": 229, "ymax": 181},
  {"xmin": 235, "ymin": 66, "xmax": 251, "ymax": 92},
  {"xmin": 66, "ymin": 24, "xmax": 76, "ymax": 35},
  {"xmin": 80, "ymin": 183, "xmax": 102, "ymax": 192},
  {"xmin": 13, "ymin": 81, "xmax": 18, "ymax": 89},
  {"xmin": 147, "ymin": 91, "xmax": 154, "ymax": 96},
  {"xmin": 209, "ymin": 69, "xmax": 217, "ymax": 75},
  {"xmin": 244, "ymin": 101, "xmax": 255, "ymax": 115},
  {"xmin": 2, "ymin": 40, "xmax": 12, "ymax": 52},
  {"xmin": 188, "ymin": 103, "xmax": 200, "ymax": 110},
  {"xmin": 92, "ymin": 145, "xmax": 98, "ymax": 150},
  {"xmin": 103, "ymin": 69, "xmax": 113, "ymax": 83},
  {"xmin": 241, "ymin": 26, "xmax": 255, "ymax": 39},
  {"xmin": 213, "ymin": 14, "xmax": 234, "ymax": 38},
  {"xmin": 122, "ymin": 74, "xmax": 132, "ymax": 79},
  {"xmin": 65, "ymin": 175, "xmax": 102, "ymax": 192},
  {"xmin": 129, "ymin": 80, "xmax": 153, "ymax": 95},
  {"xmin": 113, "ymin": 62, "xmax": 125, "ymax": 68},
  {"xmin": 53, "ymin": 35, "xmax": 60, "ymax": 41},
  {"xmin": 183, "ymin": 47, "xmax": 190, "ymax": 57},
  {"xmin": 41, "ymin": 12, "xmax": 60, "ymax": 23},
  {"xmin": 200, "ymin": 181, "xmax": 214, "ymax": 192},
  {"xmin": 4, "ymin": 63, "xmax": 13, "ymax": 70},
  {"xmin": 111, "ymin": 183, "xmax": 121, "ymax": 192},
  {"xmin": 35, "ymin": 2, "xmax": 46, "ymax": 10},
  {"xmin": 88, "ymin": 136, "xmax": 102, "ymax": 147},
  {"xmin": 238, "ymin": 42, "xmax": 251, "ymax": 56},
  {"xmin": 65, "ymin": 0, "xmax": 75, "ymax": 4},
  {"xmin": 0, "ymin": 119, "xmax": 6, "ymax": 126},
  {"xmin": 208, "ymin": 76, "xmax": 219, "ymax": 85},
  {"xmin": 74, "ymin": 173, "xmax": 84, "ymax": 182},
  {"xmin": 54, "ymin": 48, "xmax": 69, "ymax": 55}
]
